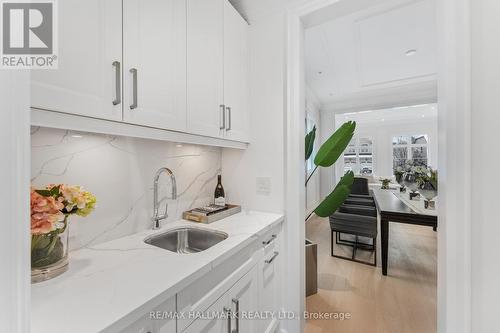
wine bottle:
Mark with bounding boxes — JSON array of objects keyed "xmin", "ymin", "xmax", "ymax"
[{"xmin": 214, "ymin": 175, "xmax": 226, "ymax": 206}]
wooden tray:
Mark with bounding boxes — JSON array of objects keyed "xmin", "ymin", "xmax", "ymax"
[{"xmin": 182, "ymin": 204, "xmax": 241, "ymax": 224}]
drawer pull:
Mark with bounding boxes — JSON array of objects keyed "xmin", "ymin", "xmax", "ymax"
[
  {"xmin": 262, "ymin": 234, "xmax": 276, "ymax": 246},
  {"xmin": 224, "ymin": 307, "xmax": 232, "ymax": 333},
  {"xmin": 232, "ymin": 298, "xmax": 239, "ymax": 333},
  {"xmin": 265, "ymin": 251, "xmax": 279, "ymax": 264}
]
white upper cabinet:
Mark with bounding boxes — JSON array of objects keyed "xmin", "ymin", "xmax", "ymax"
[
  {"xmin": 187, "ymin": 0, "xmax": 249, "ymax": 142},
  {"xmin": 123, "ymin": 0, "xmax": 187, "ymax": 131},
  {"xmin": 31, "ymin": 0, "xmax": 249, "ymax": 145},
  {"xmin": 31, "ymin": 0, "xmax": 122, "ymax": 120},
  {"xmin": 223, "ymin": 1, "xmax": 249, "ymax": 142},
  {"xmin": 186, "ymin": 0, "xmax": 225, "ymax": 138}
]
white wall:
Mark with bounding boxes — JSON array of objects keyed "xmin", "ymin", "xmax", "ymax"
[
  {"xmin": 31, "ymin": 127, "xmax": 222, "ymax": 250},
  {"xmin": 470, "ymin": 0, "xmax": 500, "ymax": 331},
  {"xmin": 221, "ymin": 14, "xmax": 286, "ymax": 214}
]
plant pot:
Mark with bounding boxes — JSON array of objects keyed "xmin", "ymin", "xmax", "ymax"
[
  {"xmin": 305, "ymin": 239, "xmax": 318, "ymax": 296},
  {"xmin": 31, "ymin": 218, "xmax": 69, "ymax": 283}
]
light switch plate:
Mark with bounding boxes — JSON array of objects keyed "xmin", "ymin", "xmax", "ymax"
[{"xmin": 256, "ymin": 177, "xmax": 271, "ymax": 195}]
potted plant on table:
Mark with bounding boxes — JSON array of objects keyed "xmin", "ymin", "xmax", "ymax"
[
  {"xmin": 416, "ymin": 168, "xmax": 438, "ymax": 209},
  {"xmin": 31, "ymin": 184, "xmax": 96, "ymax": 283},
  {"xmin": 305, "ymin": 121, "xmax": 356, "ymax": 296}
]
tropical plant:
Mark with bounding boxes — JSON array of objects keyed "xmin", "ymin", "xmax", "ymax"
[{"xmin": 305, "ymin": 121, "xmax": 356, "ymax": 218}]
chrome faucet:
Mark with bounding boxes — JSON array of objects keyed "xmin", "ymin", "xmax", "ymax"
[{"xmin": 152, "ymin": 167, "xmax": 177, "ymax": 230}]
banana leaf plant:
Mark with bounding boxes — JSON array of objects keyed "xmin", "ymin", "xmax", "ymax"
[{"xmin": 305, "ymin": 121, "xmax": 356, "ymax": 218}]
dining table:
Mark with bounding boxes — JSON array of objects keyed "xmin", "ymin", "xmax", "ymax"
[{"xmin": 371, "ymin": 187, "xmax": 438, "ymax": 276}]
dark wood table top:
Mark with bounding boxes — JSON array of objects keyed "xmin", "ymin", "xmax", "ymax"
[
  {"xmin": 371, "ymin": 187, "xmax": 415, "ymax": 214},
  {"xmin": 371, "ymin": 187, "xmax": 437, "ymax": 225}
]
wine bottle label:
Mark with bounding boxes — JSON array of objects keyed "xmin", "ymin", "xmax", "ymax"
[{"xmin": 214, "ymin": 196, "xmax": 226, "ymax": 206}]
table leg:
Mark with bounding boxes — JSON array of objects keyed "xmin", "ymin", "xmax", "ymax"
[{"xmin": 381, "ymin": 217, "xmax": 389, "ymax": 275}]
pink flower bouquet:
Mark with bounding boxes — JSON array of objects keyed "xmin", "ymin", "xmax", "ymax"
[{"xmin": 31, "ymin": 184, "xmax": 96, "ymax": 281}]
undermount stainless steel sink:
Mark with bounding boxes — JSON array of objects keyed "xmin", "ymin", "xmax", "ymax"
[{"xmin": 144, "ymin": 227, "xmax": 228, "ymax": 254}]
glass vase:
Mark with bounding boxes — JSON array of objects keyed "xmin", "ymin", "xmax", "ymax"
[{"xmin": 31, "ymin": 216, "xmax": 69, "ymax": 283}]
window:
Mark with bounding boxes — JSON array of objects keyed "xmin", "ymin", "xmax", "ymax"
[
  {"xmin": 392, "ymin": 134, "xmax": 428, "ymax": 170},
  {"xmin": 343, "ymin": 137, "xmax": 374, "ymax": 175}
]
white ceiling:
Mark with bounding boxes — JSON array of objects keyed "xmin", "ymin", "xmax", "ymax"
[
  {"xmin": 305, "ymin": 0, "xmax": 437, "ymax": 112},
  {"xmin": 335, "ymin": 103, "xmax": 438, "ymax": 125}
]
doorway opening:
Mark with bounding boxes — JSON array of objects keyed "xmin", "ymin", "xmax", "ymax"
[{"xmin": 285, "ymin": 0, "xmax": 471, "ymax": 332}]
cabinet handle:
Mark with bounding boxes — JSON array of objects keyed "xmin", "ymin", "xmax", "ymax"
[
  {"xmin": 112, "ymin": 61, "xmax": 121, "ymax": 106},
  {"xmin": 265, "ymin": 251, "xmax": 279, "ymax": 264},
  {"xmin": 232, "ymin": 298, "xmax": 239, "ymax": 333},
  {"xmin": 226, "ymin": 106, "xmax": 232, "ymax": 131},
  {"xmin": 220, "ymin": 104, "xmax": 226, "ymax": 129},
  {"xmin": 130, "ymin": 68, "xmax": 138, "ymax": 110},
  {"xmin": 262, "ymin": 234, "xmax": 276, "ymax": 246},
  {"xmin": 224, "ymin": 307, "xmax": 232, "ymax": 333}
]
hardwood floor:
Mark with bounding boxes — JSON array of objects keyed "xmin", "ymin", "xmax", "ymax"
[{"xmin": 305, "ymin": 215, "xmax": 437, "ymax": 333}]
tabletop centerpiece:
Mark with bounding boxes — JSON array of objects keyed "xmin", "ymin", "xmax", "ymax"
[
  {"xmin": 379, "ymin": 178, "xmax": 392, "ymax": 190},
  {"xmin": 394, "ymin": 165, "xmax": 408, "ymax": 192},
  {"xmin": 416, "ymin": 168, "xmax": 438, "ymax": 209},
  {"xmin": 31, "ymin": 184, "xmax": 96, "ymax": 283}
]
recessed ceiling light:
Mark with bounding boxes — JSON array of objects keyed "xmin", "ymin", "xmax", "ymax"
[
  {"xmin": 176, "ymin": 144, "xmax": 183, "ymax": 148},
  {"xmin": 405, "ymin": 49, "xmax": 417, "ymax": 56},
  {"xmin": 422, "ymin": 115, "xmax": 425, "ymax": 118},
  {"xmin": 381, "ymin": 118, "xmax": 385, "ymax": 122},
  {"xmin": 71, "ymin": 134, "xmax": 83, "ymax": 138}
]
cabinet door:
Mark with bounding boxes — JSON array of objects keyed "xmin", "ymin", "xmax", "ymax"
[
  {"xmin": 187, "ymin": 0, "xmax": 225, "ymax": 138},
  {"xmin": 223, "ymin": 1, "xmax": 249, "ymax": 142},
  {"xmin": 260, "ymin": 238, "xmax": 281, "ymax": 333},
  {"xmin": 123, "ymin": 0, "xmax": 187, "ymax": 131},
  {"xmin": 184, "ymin": 295, "xmax": 228, "ymax": 333},
  {"xmin": 31, "ymin": 0, "xmax": 122, "ymax": 120},
  {"xmin": 228, "ymin": 266, "xmax": 259, "ymax": 333}
]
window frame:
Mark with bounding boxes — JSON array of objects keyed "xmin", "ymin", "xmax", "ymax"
[{"xmin": 392, "ymin": 134, "xmax": 429, "ymax": 170}]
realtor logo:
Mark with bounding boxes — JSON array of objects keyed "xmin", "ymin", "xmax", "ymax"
[{"xmin": 1, "ymin": 0, "xmax": 58, "ymax": 68}]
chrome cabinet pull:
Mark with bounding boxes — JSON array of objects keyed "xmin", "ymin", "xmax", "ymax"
[
  {"xmin": 262, "ymin": 234, "xmax": 276, "ymax": 246},
  {"xmin": 265, "ymin": 251, "xmax": 279, "ymax": 264},
  {"xmin": 220, "ymin": 104, "xmax": 226, "ymax": 129},
  {"xmin": 224, "ymin": 307, "xmax": 231, "ymax": 333},
  {"xmin": 232, "ymin": 298, "xmax": 239, "ymax": 333},
  {"xmin": 226, "ymin": 106, "xmax": 232, "ymax": 131},
  {"xmin": 112, "ymin": 61, "xmax": 121, "ymax": 106},
  {"xmin": 129, "ymin": 68, "xmax": 138, "ymax": 109}
]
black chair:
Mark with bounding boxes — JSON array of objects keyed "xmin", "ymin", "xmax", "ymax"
[
  {"xmin": 344, "ymin": 177, "xmax": 375, "ymax": 206},
  {"xmin": 329, "ymin": 194, "xmax": 378, "ymax": 266},
  {"xmin": 330, "ymin": 178, "xmax": 377, "ymax": 266}
]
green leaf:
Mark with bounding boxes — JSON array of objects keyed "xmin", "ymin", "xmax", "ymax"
[
  {"xmin": 50, "ymin": 185, "xmax": 61, "ymax": 197},
  {"xmin": 314, "ymin": 171, "xmax": 354, "ymax": 217},
  {"xmin": 35, "ymin": 189, "xmax": 52, "ymax": 197},
  {"xmin": 314, "ymin": 121, "xmax": 356, "ymax": 167},
  {"xmin": 305, "ymin": 126, "xmax": 316, "ymax": 160}
]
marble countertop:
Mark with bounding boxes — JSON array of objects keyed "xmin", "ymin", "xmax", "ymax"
[{"xmin": 31, "ymin": 211, "xmax": 284, "ymax": 333}]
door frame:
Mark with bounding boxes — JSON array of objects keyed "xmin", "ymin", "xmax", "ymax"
[
  {"xmin": 285, "ymin": 0, "xmax": 471, "ymax": 332},
  {"xmin": 0, "ymin": 71, "xmax": 31, "ymax": 333}
]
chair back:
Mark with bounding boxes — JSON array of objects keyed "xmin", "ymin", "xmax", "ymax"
[{"xmin": 351, "ymin": 177, "xmax": 370, "ymax": 195}]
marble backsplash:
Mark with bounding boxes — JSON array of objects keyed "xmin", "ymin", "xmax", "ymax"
[{"xmin": 31, "ymin": 127, "xmax": 222, "ymax": 251}]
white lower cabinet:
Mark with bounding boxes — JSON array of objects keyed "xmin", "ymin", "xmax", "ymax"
[
  {"xmin": 259, "ymin": 232, "xmax": 282, "ymax": 333},
  {"xmin": 120, "ymin": 226, "xmax": 282, "ymax": 333}
]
